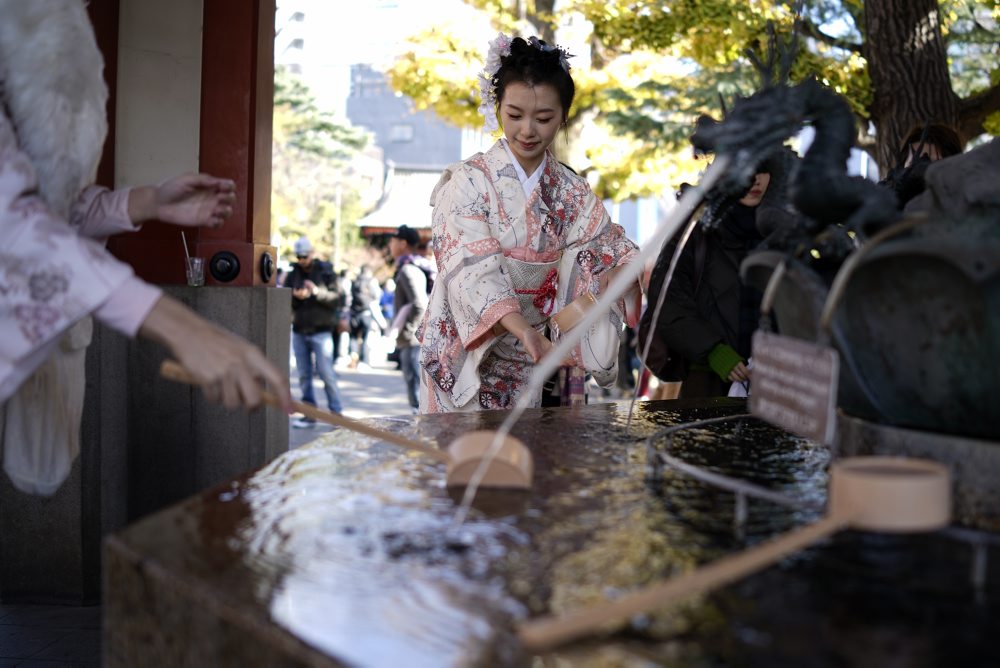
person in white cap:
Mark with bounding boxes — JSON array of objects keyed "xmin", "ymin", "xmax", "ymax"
[{"xmin": 284, "ymin": 237, "xmax": 345, "ymax": 425}]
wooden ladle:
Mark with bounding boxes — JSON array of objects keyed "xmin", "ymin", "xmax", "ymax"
[
  {"xmin": 518, "ymin": 456, "xmax": 951, "ymax": 653},
  {"xmin": 159, "ymin": 360, "xmax": 533, "ymax": 489}
]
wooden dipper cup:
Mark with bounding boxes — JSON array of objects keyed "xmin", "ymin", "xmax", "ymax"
[
  {"xmin": 159, "ymin": 360, "xmax": 533, "ymax": 489},
  {"xmin": 518, "ymin": 456, "xmax": 950, "ymax": 653},
  {"xmin": 454, "ymin": 295, "xmax": 603, "ymax": 492}
]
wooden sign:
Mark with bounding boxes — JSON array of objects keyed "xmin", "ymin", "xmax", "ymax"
[{"xmin": 749, "ymin": 331, "xmax": 840, "ymax": 444}]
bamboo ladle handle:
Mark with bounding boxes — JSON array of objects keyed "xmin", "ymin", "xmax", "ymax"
[
  {"xmin": 518, "ymin": 512, "xmax": 850, "ymax": 653},
  {"xmin": 159, "ymin": 359, "xmax": 450, "ymax": 463},
  {"xmin": 519, "ymin": 455, "xmax": 951, "ymax": 653}
]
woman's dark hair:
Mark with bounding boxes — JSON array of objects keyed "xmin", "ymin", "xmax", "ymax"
[
  {"xmin": 494, "ymin": 37, "xmax": 575, "ymax": 121},
  {"xmin": 900, "ymin": 123, "xmax": 963, "ymax": 160}
]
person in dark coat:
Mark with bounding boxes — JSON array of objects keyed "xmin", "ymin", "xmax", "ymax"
[
  {"xmin": 388, "ymin": 224, "xmax": 428, "ymax": 413},
  {"xmin": 285, "ymin": 236, "xmax": 345, "ymax": 425},
  {"xmin": 879, "ymin": 123, "xmax": 963, "ymax": 210},
  {"xmin": 656, "ymin": 172, "xmax": 770, "ymax": 398}
]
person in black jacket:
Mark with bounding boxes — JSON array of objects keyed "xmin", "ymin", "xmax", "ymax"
[
  {"xmin": 878, "ymin": 123, "xmax": 963, "ymax": 210},
  {"xmin": 656, "ymin": 172, "xmax": 770, "ymax": 397},
  {"xmin": 285, "ymin": 236, "xmax": 345, "ymax": 425}
]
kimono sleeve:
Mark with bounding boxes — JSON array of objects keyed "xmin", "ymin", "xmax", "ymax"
[
  {"xmin": 431, "ymin": 163, "xmax": 520, "ymax": 350},
  {"xmin": 559, "ymin": 183, "xmax": 639, "ymax": 326},
  {"xmin": 0, "ymin": 114, "xmax": 159, "ymax": 403},
  {"xmin": 570, "ymin": 190, "xmax": 639, "ymax": 291},
  {"xmin": 69, "ymin": 185, "xmax": 136, "ymax": 239}
]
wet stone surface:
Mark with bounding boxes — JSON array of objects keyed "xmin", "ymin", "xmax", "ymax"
[{"xmin": 107, "ymin": 398, "xmax": 1000, "ymax": 667}]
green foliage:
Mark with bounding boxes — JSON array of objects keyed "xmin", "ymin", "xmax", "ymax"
[
  {"xmin": 984, "ymin": 110, "xmax": 1000, "ymax": 136},
  {"xmin": 274, "ymin": 68, "xmax": 369, "ymax": 160},
  {"xmin": 388, "ymin": 31, "xmax": 485, "ymax": 129},
  {"xmin": 942, "ymin": 0, "xmax": 1000, "ymax": 97},
  {"xmin": 272, "ymin": 67, "xmax": 374, "ymax": 263},
  {"xmin": 387, "ymin": 0, "xmax": 997, "ymax": 200}
]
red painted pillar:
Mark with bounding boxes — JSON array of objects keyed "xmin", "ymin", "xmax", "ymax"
[
  {"xmin": 107, "ymin": 0, "xmax": 277, "ymax": 287},
  {"xmin": 195, "ymin": 0, "xmax": 276, "ymax": 287}
]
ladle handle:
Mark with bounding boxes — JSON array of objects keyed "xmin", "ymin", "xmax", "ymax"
[
  {"xmin": 519, "ymin": 513, "xmax": 849, "ymax": 653},
  {"xmin": 159, "ymin": 359, "xmax": 451, "ymax": 463}
]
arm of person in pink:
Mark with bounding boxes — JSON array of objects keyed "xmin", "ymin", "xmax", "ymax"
[
  {"xmin": 70, "ymin": 173, "xmax": 236, "ymax": 240},
  {"xmin": 0, "ymin": 121, "xmax": 286, "ymax": 410}
]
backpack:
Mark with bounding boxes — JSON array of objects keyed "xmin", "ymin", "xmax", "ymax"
[
  {"xmin": 418, "ymin": 264, "xmax": 434, "ymax": 294},
  {"xmin": 351, "ymin": 276, "xmax": 375, "ymax": 313},
  {"xmin": 637, "ymin": 230, "xmax": 708, "ymax": 382},
  {"xmin": 398, "ymin": 257, "xmax": 435, "ymax": 295}
]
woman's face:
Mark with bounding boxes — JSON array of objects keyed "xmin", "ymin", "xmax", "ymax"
[
  {"xmin": 499, "ymin": 81, "xmax": 564, "ymax": 174},
  {"xmin": 738, "ymin": 172, "xmax": 770, "ymax": 207}
]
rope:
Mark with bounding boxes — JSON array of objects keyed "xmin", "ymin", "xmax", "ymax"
[{"xmin": 515, "ymin": 267, "xmax": 558, "ymax": 316}]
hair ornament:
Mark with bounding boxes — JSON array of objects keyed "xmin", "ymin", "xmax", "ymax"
[{"xmin": 478, "ymin": 32, "xmax": 512, "ymax": 133}]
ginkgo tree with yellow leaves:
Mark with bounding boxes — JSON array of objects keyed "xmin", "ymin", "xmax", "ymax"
[{"xmin": 389, "ymin": 0, "xmax": 999, "ymax": 201}]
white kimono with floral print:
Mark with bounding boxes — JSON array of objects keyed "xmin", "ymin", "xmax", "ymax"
[{"xmin": 421, "ymin": 141, "xmax": 637, "ymax": 413}]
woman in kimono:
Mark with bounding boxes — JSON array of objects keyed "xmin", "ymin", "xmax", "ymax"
[{"xmin": 421, "ymin": 34, "xmax": 640, "ymax": 413}]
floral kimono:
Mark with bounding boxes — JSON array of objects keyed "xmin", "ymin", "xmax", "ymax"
[
  {"xmin": 0, "ymin": 1, "xmax": 161, "ymax": 494},
  {"xmin": 420, "ymin": 140, "xmax": 638, "ymax": 413}
]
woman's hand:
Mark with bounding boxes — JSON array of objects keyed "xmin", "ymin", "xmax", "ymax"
[
  {"xmin": 598, "ymin": 265, "xmax": 621, "ymax": 293},
  {"xmin": 499, "ymin": 312, "xmax": 552, "ymax": 363},
  {"xmin": 728, "ymin": 361, "xmax": 751, "ymax": 384},
  {"xmin": 139, "ymin": 296, "xmax": 291, "ymax": 411},
  {"xmin": 597, "ymin": 264, "xmax": 643, "ymax": 327},
  {"xmin": 128, "ymin": 173, "xmax": 237, "ymax": 228},
  {"xmin": 520, "ymin": 327, "xmax": 553, "ymax": 364}
]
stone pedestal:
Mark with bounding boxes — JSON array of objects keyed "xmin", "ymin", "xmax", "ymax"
[
  {"xmin": 837, "ymin": 412, "xmax": 1000, "ymax": 532},
  {"xmin": 0, "ymin": 286, "xmax": 289, "ymax": 603}
]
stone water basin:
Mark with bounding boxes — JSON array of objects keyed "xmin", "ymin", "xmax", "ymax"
[{"xmin": 105, "ymin": 398, "xmax": 1000, "ymax": 666}]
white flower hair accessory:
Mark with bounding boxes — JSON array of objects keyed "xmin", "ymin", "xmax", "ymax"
[
  {"xmin": 477, "ymin": 32, "xmax": 512, "ymax": 134},
  {"xmin": 477, "ymin": 33, "xmax": 574, "ymax": 134}
]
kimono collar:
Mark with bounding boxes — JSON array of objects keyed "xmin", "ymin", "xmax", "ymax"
[{"xmin": 500, "ymin": 138, "xmax": 547, "ymax": 198}]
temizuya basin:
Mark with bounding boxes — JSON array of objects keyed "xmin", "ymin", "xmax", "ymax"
[{"xmin": 105, "ymin": 399, "xmax": 1000, "ymax": 667}]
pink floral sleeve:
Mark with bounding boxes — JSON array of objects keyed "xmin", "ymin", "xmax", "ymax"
[
  {"xmin": 0, "ymin": 111, "xmax": 160, "ymax": 402},
  {"xmin": 70, "ymin": 185, "xmax": 136, "ymax": 239}
]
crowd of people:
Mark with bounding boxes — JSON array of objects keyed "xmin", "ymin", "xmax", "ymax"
[{"xmin": 279, "ymin": 224, "xmax": 435, "ymax": 421}]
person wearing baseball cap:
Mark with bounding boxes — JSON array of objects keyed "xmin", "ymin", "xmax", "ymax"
[
  {"xmin": 393, "ymin": 224, "xmax": 421, "ymax": 247},
  {"xmin": 285, "ymin": 236, "xmax": 345, "ymax": 425}
]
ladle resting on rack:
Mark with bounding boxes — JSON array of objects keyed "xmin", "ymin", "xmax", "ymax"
[
  {"xmin": 518, "ymin": 456, "xmax": 951, "ymax": 653},
  {"xmin": 159, "ymin": 360, "xmax": 533, "ymax": 489}
]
